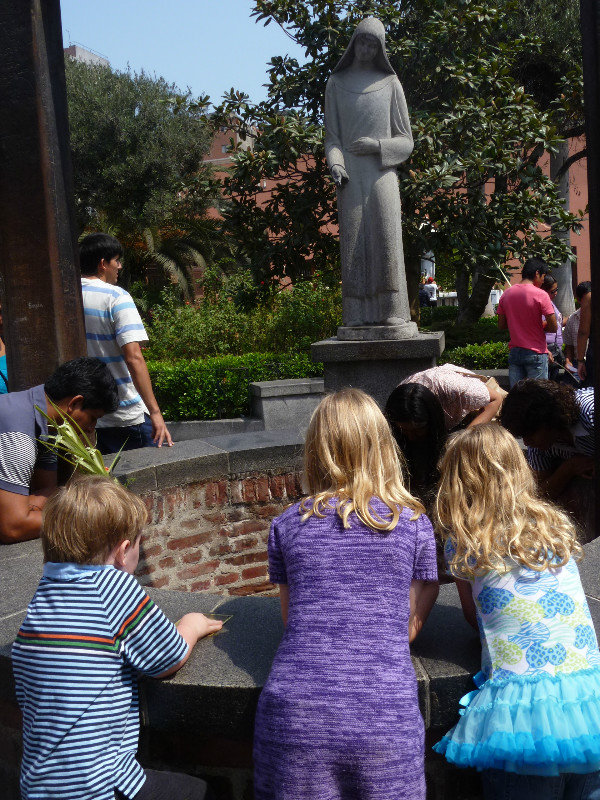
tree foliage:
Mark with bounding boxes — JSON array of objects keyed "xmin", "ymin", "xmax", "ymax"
[
  {"xmin": 65, "ymin": 58, "xmax": 217, "ymax": 234},
  {"xmin": 215, "ymin": 0, "xmax": 583, "ymax": 322}
]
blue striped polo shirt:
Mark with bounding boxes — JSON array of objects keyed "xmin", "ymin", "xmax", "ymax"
[
  {"xmin": 527, "ymin": 386, "xmax": 595, "ymax": 471},
  {"xmin": 81, "ymin": 279, "xmax": 148, "ymax": 428},
  {"xmin": 12, "ymin": 563, "xmax": 187, "ymax": 800}
]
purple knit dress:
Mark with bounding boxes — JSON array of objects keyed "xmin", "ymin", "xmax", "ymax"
[{"xmin": 253, "ymin": 499, "xmax": 438, "ymax": 800}]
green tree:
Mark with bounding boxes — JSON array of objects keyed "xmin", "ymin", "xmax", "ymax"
[
  {"xmin": 215, "ymin": 0, "xmax": 583, "ymax": 323},
  {"xmin": 65, "ymin": 58, "xmax": 217, "ymax": 234}
]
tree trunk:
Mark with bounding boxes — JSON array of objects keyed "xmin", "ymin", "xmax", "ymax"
[
  {"xmin": 404, "ymin": 242, "xmax": 422, "ymax": 325},
  {"xmin": 550, "ymin": 141, "xmax": 576, "ymax": 316},
  {"xmin": 457, "ymin": 270, "xmax": 496, "ymax": 325},
  {"xmin": 455, "ymin": 261, "xmax": 469, "ymax": 314}
]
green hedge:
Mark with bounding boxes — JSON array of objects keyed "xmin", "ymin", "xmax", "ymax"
[
  {"xmin": 439, "ymin": 341, "xmax": 509, "ymax": 370},
  {"xmin": 147, "ymin": 352, "xmax": 323, "ymax": 421}
]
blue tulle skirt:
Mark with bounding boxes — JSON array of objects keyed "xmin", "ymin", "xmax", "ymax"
[{"xmin": 433, "ymin": 668, "xmax": 600, "ymax": 775}]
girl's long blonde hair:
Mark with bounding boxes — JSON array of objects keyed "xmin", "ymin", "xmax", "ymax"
[
  {"xmin": 436, "ymin": 424, "xmax": 581, "ymax": 578},
  {"xmin": 301, "ymin": 388, "xmax": 424, "ymax": 530}
]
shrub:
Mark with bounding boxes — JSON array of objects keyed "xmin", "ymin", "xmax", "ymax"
[
  {"xmin": 439, "ymin": 341, "xmax": 509, "ymax": 370},
  {"xmin": 147, "ymin": 352, "xmax": 322, "ymax": 421}
]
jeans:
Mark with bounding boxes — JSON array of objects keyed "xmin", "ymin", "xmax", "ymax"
[
  {"xmin": 508, "ymin": 347, "xmax": 549, "ymax": 387},
  {"xmin": 115, "ymin": 768, "xmax": 214, "ymax": 800},
  {"xmin": 481, "ymin": 769, "xmax": 600, "ymax": 800},
  {"xmin": 96, "ymin": 414, "xmax": 155, "ymax": 455}
]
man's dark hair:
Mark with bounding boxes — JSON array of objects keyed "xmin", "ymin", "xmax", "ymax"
[
  {"xmin": 45, "ymin": 358, "xmax": 119, "ymax": 413},
  {"xmin": 500, "ymin": 379, "xmax": 579, "ymax": 438},
  {"xmin": 79, "ymin": 233, "xmax": 123, "ymax": 276},
  {"xmin": 521, "ymin": 257, "xmax": 548, "ymax": 281},
  {"xmin": 576, "ymin": 281, "xmax": 592, "ymax": 301}
]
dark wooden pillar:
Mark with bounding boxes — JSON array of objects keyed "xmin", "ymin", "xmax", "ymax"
[
  {"xmin": 580, "ymin": 0, "xmax": 600, "ymax": 537},
  {"xmin": 0, "ymin": 0, "xmax": 85, "ymax": 391}
]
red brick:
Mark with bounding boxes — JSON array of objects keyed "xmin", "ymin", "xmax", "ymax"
[
  {"xmin": 230, "ymin": 480, "xmax": 243, "ymax": 505},
  {"xmin": 269, "ymin": 474, "xmax": 285, "ymax": 499},
  {"xmin": 182, "ymin": 550, "xmax": 217, "ymax": 566},
  {"xmin": 215, "ymin": 572, "xmax": 240, "ymax": 586},
  {"xmin": 159, "ymin": 556, "xmax": 175, "ymax": 569},
  {"xmin": 202, "ymin": 510, "xmax": 227, "ymax": 525},
  {"xmin": 230, "ymin": 520, "xmax": 265, "ymax": 538},
  {"xmin": 177, "ymin": 561, "xmax": 219, "ymax": 580},
  {"xmin": 242, "ymin": 564, "xmax": 268, "ymax": 581},
  {"xmin": 141, "ymin": 543, "xmax": 163, "ymax": 559},
  {"xmin": 223, "ymin": 551, "xmax": 267, "ymax": 567},
  {"xmin": 179, "ymin": 519, "xmax": 200, "ymax": 530},
  {"xmin": 253, "ymin": 503, "xmax": 283, "ymax": 519},
  {"xmin": 154, "ymin": 495, "xmax": 164, "ymax": 523},
  {"xmin": 232, "ymin": 536, "xmax": 259, "ymax": 552},
  {"xmin": 228, "ymin": 581, "xmax": 276, "ymax": 596},
  {"xmin": 256, "ymin": 475, "xmax": 270, "ymax": 503},
  {"xmin": 208, "ymin": 541, "xmax": 232, "ymax": 557},
  {"xmin": 167, "ymin": 531, "xmax": 214, "ymax": 550},
  {"xmin": 143, "ymin": 495, "xmax": 154, "ymax": 514},
  {"xmin": 205, "ymin": 480, "xmax": 228, "ymax": 507},
  {"xmin": 152, "ymin": 576, "xmax": 170, "ymax": 589},
  {"xmin": 191, "ymin": 579, "xmax": 212, "ymax": 592},
  {"xmin": 242, "ymin": 478, "xmax": 257, "ymax": 503},
  {"xmin": 228, "ymin": 507, "xmax": 251, "ymax": 522}
]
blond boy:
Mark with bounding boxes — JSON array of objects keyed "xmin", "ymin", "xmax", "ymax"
[{"xmin": 12, "ymin": 476, "xmax": 221, "ymax": 800}]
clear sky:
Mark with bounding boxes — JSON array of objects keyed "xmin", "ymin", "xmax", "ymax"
[{"xmin": 60, "ymin": 0, "xmax": 305, "ymax": 106}]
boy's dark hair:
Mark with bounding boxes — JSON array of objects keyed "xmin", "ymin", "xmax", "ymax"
[
  {"xmin": 576, "ymin": 281, "xmax": 592, "ymax": 301},
  {"xmin": 500, "ymin": 379, "xmax": 579, "ymax": 438},
  {"xmin": 521, "ymin": 257, "xmax": 548, "ymax": 281},
  {"xmin": 541, "ymin": 274, "xmax": 556, "ymax": 292},
  {"xmin": 44, "ymin": 357, "xmax": 119, "ymax": 413},
  {"xmin": 79, "ymin": 233, "xmax": 123, "ymax": 276}
]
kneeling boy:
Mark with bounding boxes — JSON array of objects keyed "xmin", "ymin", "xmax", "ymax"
[{"xmin": 12, "ymin": 475, "xmax": 222, "ymax": 800}]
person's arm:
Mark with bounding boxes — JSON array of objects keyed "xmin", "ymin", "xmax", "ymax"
[
  {"xmin": 30, "ymin": 468, "xmax": 58, "ymax": 497},
  {"xmin": 577, "ymin": 293, "xmax": 591, "ymax": 379},
  {"xmin": 120, "ymin": 341, "xmax": 172, "ymax": 447},
  {"xmin": 155, "ymin": 613, "xmax": 223, "ymax": 678},
  {"xmin": 455, "ymin": 578, "xmax": 478, "ymax": 630},
  {"xmin": 408, "ymin": 579, "xmax": 439, "ymax": 642},
  {"xmin": 497, "ymin": 312, "xmax": 508, "ymax": 330},
  {"xmin": 564, "ymin": 342, "xmax": 576, "ymax": 366},
  {"xmin": 544, "ymin": 312, "xmax": 558, "ymax": 334},
  {"xmin": 536, "ymin": 457, "xmax": 595, "ymax": 499},
  {"xmin": 0, "ymin": 489, "xmax": 49, "ymax": 543},
  {"xmin": 467, "ymin": 387, "xmax": 502, "ymax": 427},
  {"xmin": 278, "ymin": 583, "xmax": 289, "ymax": 626}
]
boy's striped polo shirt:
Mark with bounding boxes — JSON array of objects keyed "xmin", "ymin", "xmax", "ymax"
[
  {"xmin": 12, "ymin": 562, "xmax": 187, "ymax": 800},
  {"xmin": 81, "ymin": 278, "xmax": 148, "ymax": 428}
]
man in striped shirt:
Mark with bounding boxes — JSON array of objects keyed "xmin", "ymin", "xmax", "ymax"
[
  {"xmin": 500, "ymin": 379, "xmax": 594, "ymax": 499},
  {"xmin": 80, "ymin": 234, "xmax": 172, "ymax": 454},
  {"xmin": 13, "ymin": 476, "xmax": 221, "ymax": 800}
]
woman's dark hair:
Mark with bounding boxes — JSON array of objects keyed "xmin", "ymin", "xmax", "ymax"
[
  {"xmin": 384, "ymin": 383, "xmax": 447, "ymax": 491},
  {"xmin": 79, "ymin": 233, "xmax": 123, "ymax": 276},
  {"xmin": 500, "ymin": 379, "xmax": 579, "ymax": 438},
  {"xmin": 541, "ymin": 273, "xmax": 556, "ymax": 292}
]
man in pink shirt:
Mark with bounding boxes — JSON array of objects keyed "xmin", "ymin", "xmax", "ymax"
[{"xmin": 497, "ymin": 257, "xmax": 557, "ymax": 387}]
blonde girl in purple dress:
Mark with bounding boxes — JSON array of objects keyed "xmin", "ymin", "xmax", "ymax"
[{"xmin": 253, "ymin": 388, "xmax": 439, "ymax": 800}]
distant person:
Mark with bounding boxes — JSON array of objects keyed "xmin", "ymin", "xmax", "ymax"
[
  {"xmin": 0, "ymin": 357, "xmax": 118, "ymax": 544},
  {"xmin": 80, "ymin": 233, "xmax": 173, "ymax": 454},
  {"xmin": 434, "ymin": 424, "xmax": 600, "ymax": 798},
  {"xmin": 541, "ymin": 273, "xmax": 564, "ymax": 381},
  {"xmin": 423, "ymin": 276, "xmax": 438, "ymax": 307},
  {"xmin": 497, "ymin": 257, "xmax": 557, "ymax": 386},
  {"xmin": 500, "ymin": 379, "xmax": 594, "ymax": 500},
  {"xmin": 577, "ymin": 285, "xmax": 593, "ymax": 386},
  {"xmin": 253, "ymin": 389, "xmax": 438, "ymax": 800},
  {"xmin": 418, "ymin": 278, "xmax": 430, "ymax": 308},
  {"xmin": 564, "ymin": 281, "xmax": 592, "ymax": 372},
  {"xmin": 13, "ymin": 475, "xmax": 221, "ymax": 800}
]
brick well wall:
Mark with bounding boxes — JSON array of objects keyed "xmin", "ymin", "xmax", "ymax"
[{"xmin": 136, "ymin": 471, "xmax": 303, "ymax": 595}]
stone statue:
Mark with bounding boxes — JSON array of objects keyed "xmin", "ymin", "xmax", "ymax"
[{"xmin": 325, "ymin": 17, "xmax": 416, "ymax": 335}]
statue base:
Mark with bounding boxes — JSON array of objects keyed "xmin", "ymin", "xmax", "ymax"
[
  {"xmin": 337, "ymin": 321, "xmax": 418, "ymax": 341},
  {"xmin": 311, "ymin": 331, "xmax": 445, "ymax": 410}
]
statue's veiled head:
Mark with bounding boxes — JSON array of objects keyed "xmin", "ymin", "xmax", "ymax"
[{"xmin": 333, "ymin": 17, "xmax": 395, "ymax": 75}]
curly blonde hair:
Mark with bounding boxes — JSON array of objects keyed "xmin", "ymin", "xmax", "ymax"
[
  {"xmin": 301, "ymin": 388, "xmax": 424, "ymax": 530},
  {"xmin": 435, "ymin": 424, "xmax": 581, "ymax": 578}
]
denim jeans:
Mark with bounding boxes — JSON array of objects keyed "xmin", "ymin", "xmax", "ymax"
[
  {"xmin": 96, "ymin": 414, "xmax": 155, "ymax": 455},
  {"xmin": 508, "ymin": 347, "xmax": 549, "ymax": 387},
  {"xmin": 481, "ymin": 769, "xmax": 600, "ymax": 800}
]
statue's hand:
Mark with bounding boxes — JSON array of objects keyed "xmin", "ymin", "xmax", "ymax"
[
  {"xmin": 331, "ymin": 165, "xmax": 349, "ymax": 187},
  {"xmin": 347, "ymin": 137, "xmax": 380, "ymax": 155}
]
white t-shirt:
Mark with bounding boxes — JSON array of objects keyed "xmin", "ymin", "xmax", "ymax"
[{"xmin": 424, "ymin": 282, "xmax": 438, "ymax": 302}]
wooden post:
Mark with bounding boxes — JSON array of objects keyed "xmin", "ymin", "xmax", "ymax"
[{"xmin": 0, "ymin": 0, "xmax": 85, "ymax": 391}]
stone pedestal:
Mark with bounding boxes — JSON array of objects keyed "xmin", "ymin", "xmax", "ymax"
[{"xmin": 311, "ymin": 331, "xmax": 445, "ymax": 409}]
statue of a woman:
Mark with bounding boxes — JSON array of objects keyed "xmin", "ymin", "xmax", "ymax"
[{"xmin": 325, "ymin": 17, "xmax": 415, "ymax": 331}]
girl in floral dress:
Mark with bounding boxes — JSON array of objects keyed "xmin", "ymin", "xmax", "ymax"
[{"xmin": 434, "ymin": 424, "xmax": 600, "ymax": 799}]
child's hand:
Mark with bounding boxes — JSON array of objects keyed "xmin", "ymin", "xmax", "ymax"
[{"xmin": 177, "ymin": 612, "xmax": 223, "ymax": 641}]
